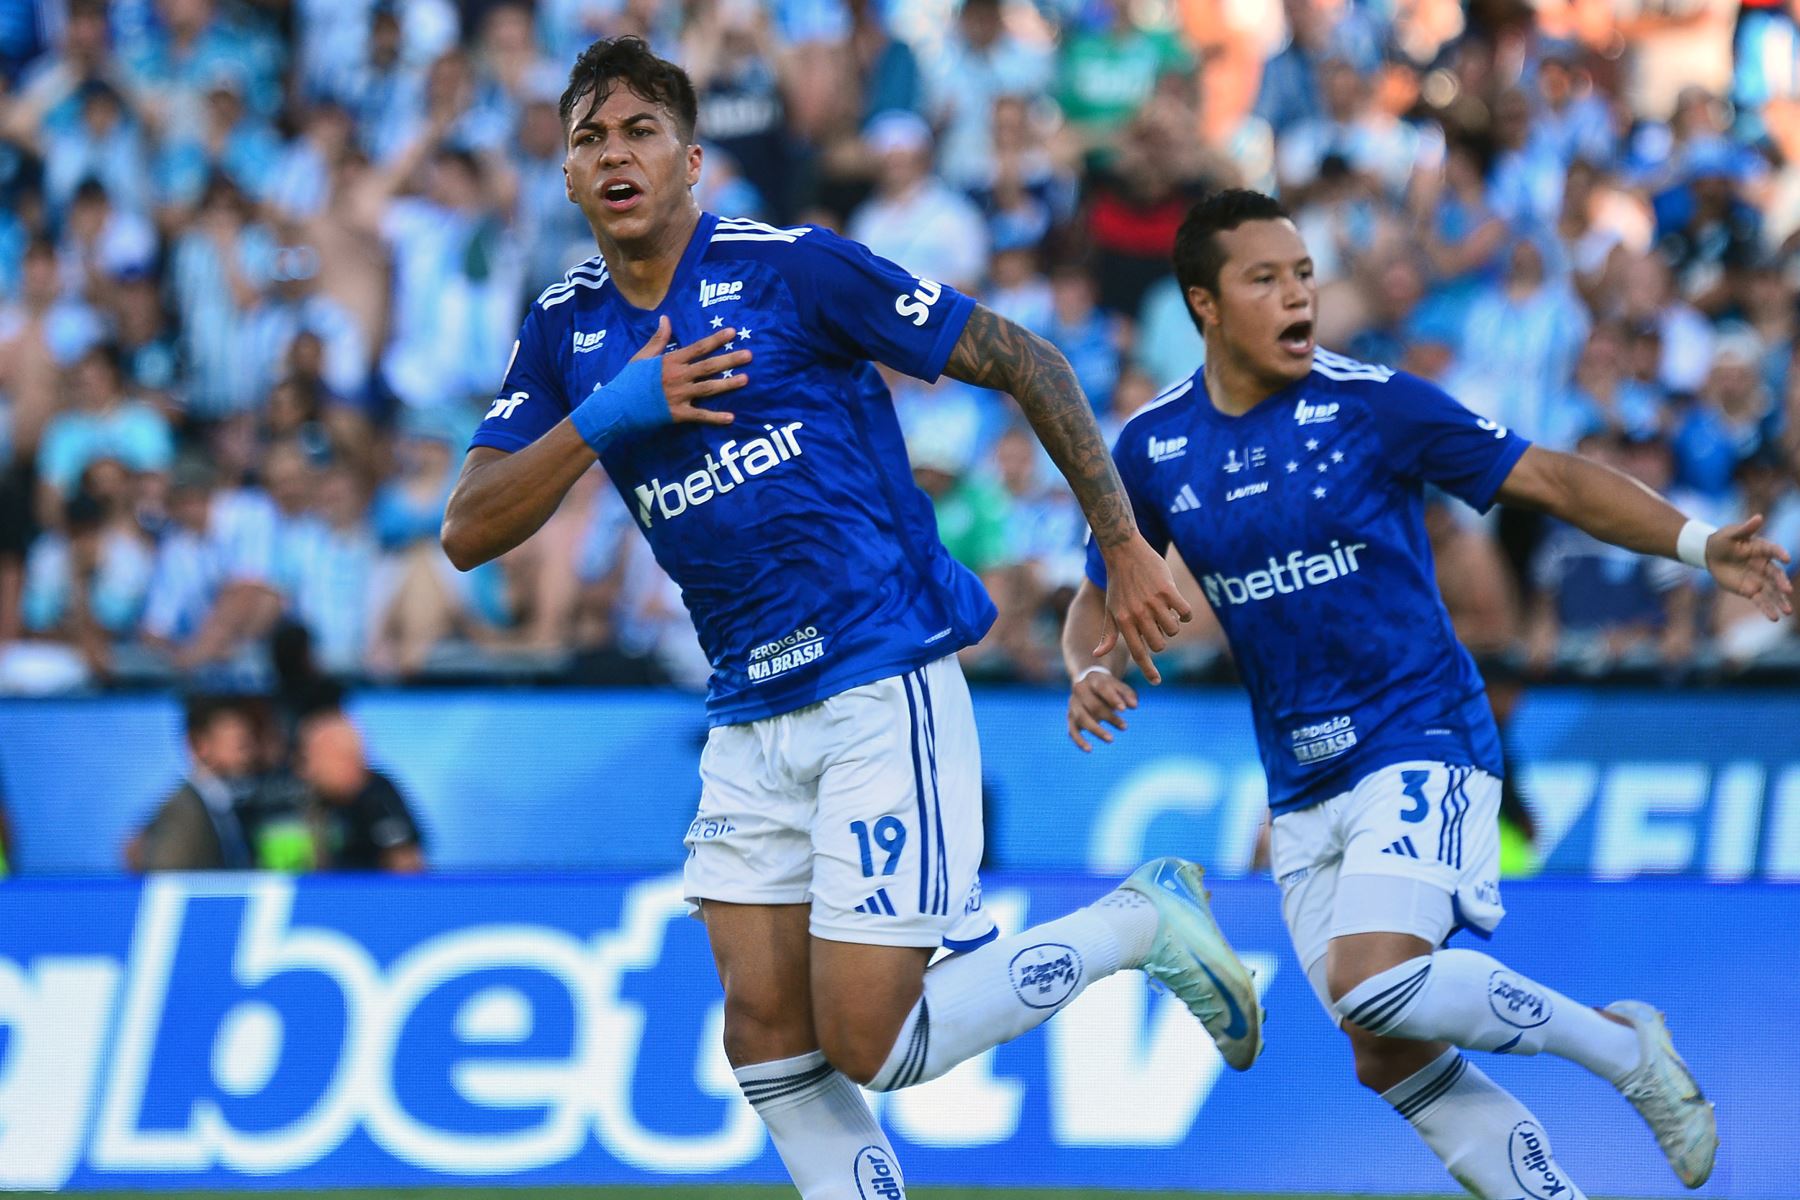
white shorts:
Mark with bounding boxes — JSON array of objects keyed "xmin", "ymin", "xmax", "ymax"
[
  {"xmin": 1271, "ymin": 760, "xmax": 1505, "ymax": 1012},
  {"xmin": 683, "ymin": 655, "xmax": 997, "ymax": 950}
]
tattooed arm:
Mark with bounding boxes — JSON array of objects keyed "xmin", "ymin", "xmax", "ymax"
[{"xmin": 942, "ymin": 303, "xmax": 1192, "ymax": 681}]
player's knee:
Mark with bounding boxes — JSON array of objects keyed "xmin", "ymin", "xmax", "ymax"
[
  {"xmin": 814, "ymin": 1022, "xmax": 893, "ymax": 1086},
  {"xmin": 1344, "ymin": 1025, "xmax": 1424, "ymax": 1092},
  {"xmin": 720, "ymin": 985, "xmax": 814, "ymax": 1068}
]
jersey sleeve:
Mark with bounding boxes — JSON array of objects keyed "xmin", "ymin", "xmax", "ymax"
[
  {"xmin": 784, "ymin": 227, "xmax": 976, "ymax": 382},
  {"xmin": 469, "ymin": 304, "xmax": 572, "ymax": 454},
  {"xmin": 1083, "ymin": 429, "xmax": 1172, "ymax": 589},
  {"xmin": 1368, "ymin": 372, "xmax": 1531, "ymax": 512}
]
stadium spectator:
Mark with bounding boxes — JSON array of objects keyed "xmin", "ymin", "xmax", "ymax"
[
  {"xmin": 35, "ymin": 342, "xmax": 175, "ymax": 519},
  {"xmin": 1056, "ymin": 0, "xmax": 1192, "ymax": 162},
  {"xmin": 923, "ymin": 0, "xmax": 1052, "ymax": 191},
  {"xmin": 1653, "ymin": 137, "xmax": 1763, "ymax": 316},
  {"xmin": 1448, "ymin": 235, "xmax": 1592, "ymax": 444},
  {"xmin": 1672, "ymin": 332, "xmax": 1781, "ymax": 499},
  {"xmin": 127, "ymin": 694, "xmax": 259, "ymax": 871},
  {"xmin": 282, "ymin": 460, "xmax": 380, "ymax": 675},
  {"xmin": 241, "ymin": 241, "xmax": 369, "ymax": 407},
  {"xmin": 1254, "ymin": 0, "xmax": 1385, "ymax": 136},
  {"xmin": 296, "ymin": 710, "xmax": 426, "ymax": 871},
  {"xmin": 1045, "ymin": 263, "xmax": 1121, "ymax": 414},
  {"xmin": 56, "ymin": 179, "xmax": 156, "ymax": 304},
  {"xmin": 110, "ymin": 267, "xmax": 184, "ymax": 406},
  {"xmin": 19, "ymin": 465, "xmax": 154, "ymax": 678},
  {"xmin": 847, "ymin": 110, "xmax": 987, "ymax": 294},
  {"xmin": 358, "ymin": 105, "xmax": 523, "ymax": 415},
  {"xmin": 1526, "ymin": 432, "xmax": 1699, "ymax": 672},
  {"xmin": 140, "ymin": 457, "xmax": 282, "ymax": 676}
]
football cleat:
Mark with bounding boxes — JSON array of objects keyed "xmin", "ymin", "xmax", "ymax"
[
  {"xmin": 1606, "ymin": 1000, "xmax": 1717, "ymax": 1188},
  {"xmin": 1122, "ymin": 857, "xmax": 1264, "ymax": 1070}
]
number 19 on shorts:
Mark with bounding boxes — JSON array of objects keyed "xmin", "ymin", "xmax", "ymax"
[{"xmin": 851, "ymin": 817, "xmax": 907, "ymax": 876}]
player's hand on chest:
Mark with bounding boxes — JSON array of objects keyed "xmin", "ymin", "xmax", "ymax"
[{"xmin": 573, "ymin": 281, "xmax": 785, "ymax": 404}]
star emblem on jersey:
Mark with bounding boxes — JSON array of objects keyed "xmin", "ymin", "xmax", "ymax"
[
  {"xmin": 1317, "ymin": 462, "xmax": 1328, "ymax": 473},
  {"xmin": 738, "ymin": 326, "xmax": 752, "ymax": 339},
  {"xmin": 1286, "ymin": 461, "xmax": 1298, "ymax": 473},
  {"xmin": 1313, "ymin": 485, "xmax": 1327, "ymax": 499},
  {"xmin": 1305, "ymin": 438, "xmax": 1320, "ymax": 452},
  {"xmin": 1331, "ymin": 450, "xmax": 1345, "ymax": 464},
  {"xmin": 709, "ymin": 315, "xmax": 724, "ymax": 329}
]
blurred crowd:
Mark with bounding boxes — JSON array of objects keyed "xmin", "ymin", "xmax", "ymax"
[{"xmin": 2, "ymin": 0, "xmax": 1800, "ymax": 694}]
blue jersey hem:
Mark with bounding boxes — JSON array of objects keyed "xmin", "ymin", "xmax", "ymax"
[
  {"xmin": 1265, "ymin": 742, "xmax": 1505, "ymax": 815},
  {"xmin": 703, "ymin": 641, "xmax": 978, "ymax": 727}
]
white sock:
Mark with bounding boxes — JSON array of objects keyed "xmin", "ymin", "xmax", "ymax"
[
  {"xmin": 735, "ymin": 1051, "xmax": 905, "ymax": 1200},
  {"xmin": 868, "ymin": 890, "xmax": 1157, "ymax": 1091},
  {"xmin": 1336, "ymin": 949, "xmax": 1643, "ymax": 1084},
  {"xmin": 1384, "ymin": 1047, "xmax": 1588, "ymax": 1200}
]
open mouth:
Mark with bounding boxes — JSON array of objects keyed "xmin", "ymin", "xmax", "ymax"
[
  {"xmin": 1277, "ymin": 319, "xmax": 1315, "ymax": 355},
  {"xmin": 601, "ymin": 179, "xmax": 641, "ymax": 211}
]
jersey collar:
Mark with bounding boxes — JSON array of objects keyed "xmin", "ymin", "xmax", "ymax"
[{"xmin": 612, "ymin": 210, "xmax": 721, "ymax": 317}]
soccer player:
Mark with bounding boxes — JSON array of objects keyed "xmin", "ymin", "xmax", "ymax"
[
  {"xmin": 441, "ymin": 38, "xmax": 1263, "ymax": 1200},
  {"xmin": 1062, "ymin": 190, "xmax": 1791, "ymax": 1198}
]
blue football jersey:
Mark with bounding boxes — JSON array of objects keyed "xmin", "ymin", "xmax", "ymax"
[
  {"xmin": 1086, "ymin": 350, "xmax": 1530, "ymax": 814},
  {"xmin": 472, "ymin": 213, "xmax": 997, "ymax": 724}
]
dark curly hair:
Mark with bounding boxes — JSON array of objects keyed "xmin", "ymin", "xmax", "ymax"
[
  {"xmin": 1172, "ymin": 189, "xmax": 1293, "ymax": 330},
  {"xmin": 559, "ymin": 36, "xmax": 698, "ymax": 144}
]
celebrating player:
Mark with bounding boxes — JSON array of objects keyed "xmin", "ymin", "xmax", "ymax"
[
  {"xmin": 1062, "ymin": 190, "xmax": 1791, "ymax": 1198},
  {"xmin": 441, "ymin": 38, "xmax": 1263, "ymax": 1200}
]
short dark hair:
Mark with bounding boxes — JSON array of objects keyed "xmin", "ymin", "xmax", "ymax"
[
  {"xmin": 560, "ymin": 36, "xmax": 698, "ymax": 143},
  {"xmin": 185, "ymin": 695, "xmax": 249, "ymax": 745},
  {"xmin": 1171, "ymin": 189, "xmax": 1292, "ymax": 329}
]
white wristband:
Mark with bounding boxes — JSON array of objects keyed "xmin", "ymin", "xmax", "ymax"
[
  {"xmin": 1075, "ymin": 665, "xmax": 1115, "ymax": 684},
  {"xmin": 1677, "ymin": 519, "xmax": 1716, "ymax": 570}
]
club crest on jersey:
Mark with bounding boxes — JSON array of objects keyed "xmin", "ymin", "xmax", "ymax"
[
  {"xmin": 1148, "ymin": 434, "xmax": 1187, "ymax": 463},
  {"xmin": 699, "ymin": 278, "xmax": 745, "ymax": 307},
  {"xmin": 1294, "ymin": 397, "xmax": 1339, "ymax": 425},
  {"xmin": 572, "ymin": 328, "xmax": 607, "ymax": 354}
]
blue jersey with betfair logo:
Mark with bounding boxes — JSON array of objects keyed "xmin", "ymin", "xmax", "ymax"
[
  {"xmin": 1086, "ymin": 350, "xmax": 1528, "ymax": 814},
  {"xmin": 473, "ymin": 213, "xmax": 996, "ymax": 725}
]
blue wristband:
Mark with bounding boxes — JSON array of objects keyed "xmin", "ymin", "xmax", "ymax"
[{"xmin": 569, "ymin": 356, "xmax": 672, "ymax": 455}]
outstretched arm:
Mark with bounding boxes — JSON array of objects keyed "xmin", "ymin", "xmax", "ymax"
[
  {"xmin": 1497, "ymin": 445, "xmax": 1793, "ymax": 619},
  {"xmin": 942, "ymin": 304, "xmax": 1192, "ymax": 679}
]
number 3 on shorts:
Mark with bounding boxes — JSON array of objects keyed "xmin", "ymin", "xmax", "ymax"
[
  {"xmin": 1398, "ymin": 770, "xmax": 1431, "ymax": 823},
  {"xmin": 851, "ymin": 816, "xmax": 908, "ymax": 877}
]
